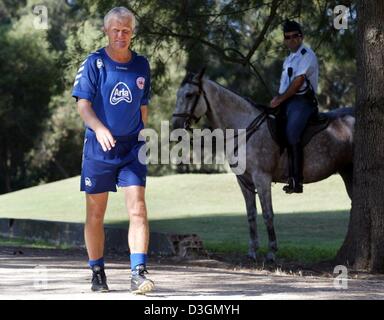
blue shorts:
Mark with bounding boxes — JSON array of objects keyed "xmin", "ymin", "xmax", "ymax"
[{"xmin": 80, "ymin": 129, "xmax": 147, "ymax": 194}]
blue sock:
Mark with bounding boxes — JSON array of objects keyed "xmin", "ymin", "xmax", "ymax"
[
  {"xmin": 88, "ymin": 257, "xmax": 104, "ymax": 269},
  {"xmin": 130, "ymin": 253, "xmax": 147, "ymax": 271}
]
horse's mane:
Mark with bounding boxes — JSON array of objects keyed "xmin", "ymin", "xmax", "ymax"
[
  {"xmin": 212, "ymin": 80, "xmax": 269, "ymax": 112},
  {"xmin": 181, "ymin": 72, "xmax": 268, "ymax": 112}
]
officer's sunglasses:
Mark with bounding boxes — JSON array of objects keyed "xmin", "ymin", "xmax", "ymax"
[{"xmin": 284, "ymin": 33, "xmax": 302, "ymax": 40}]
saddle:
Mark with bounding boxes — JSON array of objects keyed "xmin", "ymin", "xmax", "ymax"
[
  {"xmin": 267, "ymin": 107, "xmax": 330, "ymax": 153},
  {"xmin": 243, "ymin": 97, "xmax": 331, "ymax": 152}
]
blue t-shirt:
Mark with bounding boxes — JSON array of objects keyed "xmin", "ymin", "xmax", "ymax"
[{"xmin": 72, "ymin": 48, "xmax": 151, "ymax": 136}]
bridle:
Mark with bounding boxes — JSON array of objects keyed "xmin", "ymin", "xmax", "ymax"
[
  {"xmin": 172, "ymin": 78, "xmax": 211, "ymax": 130},
  {"xmin": 172, "ymin": 76, "xmax": 269, "ymax": 145},
  {"xmin": 172, "ymin": 74, "xmax": 271, "ymax": 194}
]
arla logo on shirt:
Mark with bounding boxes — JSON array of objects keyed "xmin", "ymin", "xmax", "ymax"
[{"xmin": 110, "ymin": 82, "xmax": 133, "ymax": 105}]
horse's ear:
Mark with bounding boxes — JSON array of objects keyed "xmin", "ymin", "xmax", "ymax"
[
  {"xmin": 181, "ymin": 71, "xmax": 193, "ymax": 86},
  {"xmin": 195, "ymin": 67, "xmax": 206, "ymax": 81}
]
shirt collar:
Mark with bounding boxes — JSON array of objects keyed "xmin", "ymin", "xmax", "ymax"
[{"xmin": 288, "ymin": 43, "xmax": 305, "ymax": 59}]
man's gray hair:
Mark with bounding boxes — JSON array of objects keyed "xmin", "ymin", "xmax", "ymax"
[{"xmin": 104, "ymin": 7, "xmax": 136, "ymax": 30}]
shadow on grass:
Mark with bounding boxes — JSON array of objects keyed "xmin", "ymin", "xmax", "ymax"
[
  {"xmin": 108, "ymin": 210, "xmax": 350, "ymax": 263},
  {"xmin": 0, "ymin": 210, "xmax": 349, "ymax": 265}
]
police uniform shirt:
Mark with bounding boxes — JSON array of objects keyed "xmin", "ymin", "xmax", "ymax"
[
  {"xmin": 72, "ymin": 48, "xmax": 151, "ymax": 137},
  {"xmin": 278, "ymin": 44, "xmax": 318, "ymax": 95}
]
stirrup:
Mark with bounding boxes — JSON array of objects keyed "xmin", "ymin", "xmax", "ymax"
[{"xmin": 283, "ymin": 178, "xmax": 303, "ymax": 194}]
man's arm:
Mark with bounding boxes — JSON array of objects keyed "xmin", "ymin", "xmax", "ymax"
[
  {"xmin": 77, "ymin": 98, "xmax": 115, "ymax": 151},
  {"xmin": 270, "ymin": 75, "xmax": 305, "ymax": 108},
  {"xmin": 141, "ymin": 105, "xmax": 148, "ymax": 126}
]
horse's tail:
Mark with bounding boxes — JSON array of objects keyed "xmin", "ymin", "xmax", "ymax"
[{"xmin": 326, "ymin": 107, "xmax": 355, "ymax": 119}]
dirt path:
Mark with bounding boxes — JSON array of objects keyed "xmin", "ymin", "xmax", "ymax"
[{"xmin": 0, "ymin": 246, "xmax": 383, "ymax": 300}]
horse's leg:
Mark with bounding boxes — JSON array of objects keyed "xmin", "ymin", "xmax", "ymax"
[
  {"xmin": 339, "ymin": 164, "xmax": 353, "ymax": 200},
  {"xmin": 254, "ymin": 174, "xmax": 277, "ymax": 263},
  {"xmin": 236, "ymin": 175, "xmax": 259, "ymax": 260}
]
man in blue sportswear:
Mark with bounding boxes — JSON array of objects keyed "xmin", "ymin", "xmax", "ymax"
[{"xmin": 72, "ymin": 6, "xmax": 154, "ymax": 294}]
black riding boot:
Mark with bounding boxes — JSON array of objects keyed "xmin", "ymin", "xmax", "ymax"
[{"xmin": 283, "ymin": 143, "xmax": 303, "ymax": 194}]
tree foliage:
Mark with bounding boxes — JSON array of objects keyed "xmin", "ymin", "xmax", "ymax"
[
  {"xmin": 0, "ymin": 0, "xmax": 60, "ymax": 192},
  {"xmin": 0, "ymin": 0, "xmax": 358, "ymax": 193}
]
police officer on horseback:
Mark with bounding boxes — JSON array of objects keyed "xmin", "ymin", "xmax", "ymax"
[{"xmin": 270, "ymin": 20, "xmax": 319, "ymax": 194}]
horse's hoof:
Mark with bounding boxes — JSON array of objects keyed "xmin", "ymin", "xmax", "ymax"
[{"xmin": 265, "ymin": 252, "xmax": 276, "ymax": 264}]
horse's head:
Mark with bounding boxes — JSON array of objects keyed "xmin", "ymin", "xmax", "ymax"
[{"xmin": 172, "ymin": 68, "xmax": 209, "ymax": 130}]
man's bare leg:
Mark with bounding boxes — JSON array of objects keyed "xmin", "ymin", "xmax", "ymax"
[
  {"xmin": 84, "ymin": 192, "xmax": 109, "ymax": 292},
  {"xmin": 124, "ymin": 186, "xmax": 149, "ymax": 253},
  {"xmin": 85, "ymin": 192, "xmax": 109, "ymax": 260},
  {"xmin": 124, "ymin": 186, "xmax": 153, "ymax": 293}
]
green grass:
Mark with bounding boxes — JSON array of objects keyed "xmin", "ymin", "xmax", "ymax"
[
  {"xmin": 0, "ymin": 173, "xmax": 351, "ymax": 262},
  {"xmin": 0, "ymin": 236, "xmax": 68, "ymax": 249}
]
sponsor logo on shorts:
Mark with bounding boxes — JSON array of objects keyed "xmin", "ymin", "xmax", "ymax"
[
  {"xmin": 136, "ymin": 77, "xmax": 145, "ymax": 90},
  {"xmin": 110, "ymin": 82, "xmax": 133, "ymax": 105},
  {"xmin": 85, "ymin": 177, "xmax": 92, "ymax": 187}
]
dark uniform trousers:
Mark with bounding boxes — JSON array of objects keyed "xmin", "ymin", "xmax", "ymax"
[
  {"xmin": 285, "ymin": 94, "xmax": 317, "ymax": 145},
  {"xmin": 283, "ymin": 94, "xmax": 318, "ymax": 192}
]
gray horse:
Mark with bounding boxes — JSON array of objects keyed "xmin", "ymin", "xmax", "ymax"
[{"xmin": 172, "ymin": 70, "xmax": 354, "ymax": 262}]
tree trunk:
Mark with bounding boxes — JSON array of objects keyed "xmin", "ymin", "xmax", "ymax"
[{"xmin": 336, "ymin": 1, "xmax": 384, "ymax": 272}]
